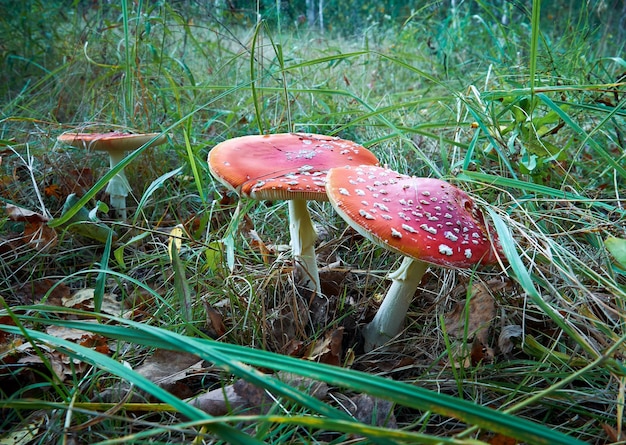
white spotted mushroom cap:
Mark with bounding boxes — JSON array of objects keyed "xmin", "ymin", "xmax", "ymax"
[
  {"xmin": 208, "ymin": 133, "xmax": 379, "ymax": 201},
  {"xmin": 326, "ymin": 165, "xmax": 501, "ymax": 268}
]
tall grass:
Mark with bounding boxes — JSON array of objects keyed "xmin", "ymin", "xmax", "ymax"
[{"xmin": 1, "ymin": 1, "xmax": 625, "ymax": 443}]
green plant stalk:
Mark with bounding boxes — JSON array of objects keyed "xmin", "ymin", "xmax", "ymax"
[
  {"xmin": 169, "ymin": 235, "xmax": 193, "ymax": 334},
  {"xmin": 529, "ymin": 0, "xmax": 541, "ymax": 97},
  {"xmin": 263, "ymin": 23, "xmax": 292, "ymax": 130},
  {"xmin": 250, "ymin": 20, "xmax": 265, "ymax": 134},
  {"xmin": 94, "ymin": 230, "xmax": 114, "ymax": 314},
  {"xmin": 97, "ymin": 415, "xmax": 485, "ymax": 445},
  {"xmin": 457, "ymin": 170, "xmax": 626, "ymax": 216},
  {"xmin": 0, "ymin": 319, "xmax": 398, "ymax": 445},
  {"xmin": 183, "ymin": 128, "xmax": 205, "ymax": 204},
  {"xmin": 121, "ymin": 0, "xmax": 134, "ymax": 125},
  {"xmin": 486, "ymin": 208, "xmax": 626, "ymax": 368},
  {"xmin": 132, "ymin": 167, "xmax": 183, "ymax": 225},
  {"xmin": 1, "ymin": 310, "xmax": 588, "ymax": 445}
]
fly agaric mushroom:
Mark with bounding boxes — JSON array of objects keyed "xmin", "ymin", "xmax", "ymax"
[
  {"xmin": 57, "ymin": 131, "xmax": 167, "ymax": 220},
  {"xmin": 208, "ymin": 133, "xmax": 379, "ymax": 294},
  {"xmin": 325, "ymin": 165, "xmax": 501, "ymax": 351}
]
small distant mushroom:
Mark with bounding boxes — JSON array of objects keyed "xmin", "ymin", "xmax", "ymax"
[
  {"xmin": 57, "ymin": 131, "xmax": 167, "ymax": 219},
  {"xmin": 325, "ymin": 165, "xmax": 501, "ymax": 351},
  {"xmin": 208, "ymin": 133, "xmax": 379, "ymax": 294}
]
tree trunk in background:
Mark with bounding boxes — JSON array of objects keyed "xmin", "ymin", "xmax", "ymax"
[
  {"xmin": 318, "ymin": 0, "xmax": 323, "ymax": 32},
  {"xmin": 305, "ymin": 0, "xmax": 324, "ymax": 32},
  {"xmin": 306, "ymin": 0, "xmax": 315, "ymax": 26}
]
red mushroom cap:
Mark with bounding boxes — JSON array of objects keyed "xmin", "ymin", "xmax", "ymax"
[
  {"xmin": 57, "ymin": 132, "xmax": 167, "ymax": 152},
  {"xmin": 326, "ymin": 165, "xmax": 500, "ymax": 268},
  {"xmin": 208, "ymin": 133, "xmax": 379, "ymax": 201}
]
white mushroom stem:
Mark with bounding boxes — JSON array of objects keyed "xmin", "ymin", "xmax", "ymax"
[
  {"xmin": 105, "ymin": 150, "xmax": 131, "ymax": 220},
  {"xmin": 362, "ymin": 257, "xmax": 428, "ymax": 351},
  {"xmin": 288, "ymin": 199, "xmax": 321, "ymax": 295}
]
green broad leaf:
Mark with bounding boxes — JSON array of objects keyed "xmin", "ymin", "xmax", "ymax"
[
  {"xmin": 605, "ymin": 237, "xmax": 626, "ymax": 269},
  {"xmin": 204, "ymin": 241, "xmax": 224, "ymax": 272},
  {"xmin": 88, "ymin": 201, "xmax": 109, "ymax": 221},
  {"xmin": 55, "ymin": 194, "xmax": 117, "ymax": 243}
]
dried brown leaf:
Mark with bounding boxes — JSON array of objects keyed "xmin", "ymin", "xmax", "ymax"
[
  {"xmin": 444, "ymin": 282, "xmax": 496, "ymax": 344},
  {"xmin": 62, "ymin": 289, "xmax": 131, "ymax": 317},
  {"xmin": 16, "ymin": 278, "xmax": 70, "ymax": 306},
  {"xmin": 6, "ymin": 204, "xmax": 49, "ymax": 223},
  {"xmin": 348, "ymin": 393, "xmax": 397, "ymax": 428},
  {"xmin": 306, "ymin": 327, "xmax": 343, "ymax": 366},
  {"xmin": 498, "ymin": 325, "xmax": 523, "ymax": 355}
]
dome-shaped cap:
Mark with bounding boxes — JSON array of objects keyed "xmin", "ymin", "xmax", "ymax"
[
  {"xmin": 326, "ymin": 165, "xmax": 500, "ymax": 268},
  {"xmin": 208, "ymin": 133, "xmax": 379, "ymax": 201}
]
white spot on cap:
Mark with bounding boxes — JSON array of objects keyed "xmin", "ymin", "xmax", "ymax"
[
  {"xmin": 402, "ymin": 224, "xmax": 418, "ymax": 233},
  {"xmin": 391, "ymin": 228, "xmax": 402, "ymax": 238},
  {"xmin": 464, "ymin": 249, "xmax": 472, "ymax": 259},
  {"xmin": 355, "ymin": 189, "xmax": 366, "ymax": 196},
  {"xmin": 439, "ymin": 244, "xmax": 453, "ymax": 256},
  {"xmin": 359, "ymin": 209, "xmax": 375, "ymax": 220},
  {"xmin": 444, "ymin": 231, "xmax": 458, "ymax": 242},
  {"xmin": 420, "ymin": 224, "xmax": 437, "ymax": 234},
  {"xmin": 339, "ymin": 188, "xmax": 350, "ymax": 196},
  {"xmin": 374, "ymin": 202, "xmax": 390, "ymax": 212}
]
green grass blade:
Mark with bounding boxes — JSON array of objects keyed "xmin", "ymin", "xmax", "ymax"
[
  {"xmin": 133, "ymin": 166, "xmax": 183, "ymax": 225},
  {"xmin": 536, "ymin": 92, "xmax": 626, "ymax": 179},
  {"xmin": 0, "ymin": 319, "xmax": 262, "ymax": 443},
  {"xmin": 1, "ymin": 310, "xmax": 588, "ymax": 445},
  {"xmin": 182, "ymin": 127, "xmax": 206, "ymax": 204},
  {"xmin": 93, "ymin": 229, "xmax": 113, "ymax": 313}
]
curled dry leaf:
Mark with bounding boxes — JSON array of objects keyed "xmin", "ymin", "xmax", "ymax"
[
  {"xmin": 62, "ymin": 288, "xmax": 131, "ymax": 318},
  {"xmin": 97, "ymin": 350, "xmax": 203, "ymax": 402},
  {"xmin": 306, "ymin": 327, "xmax": 344, "ymax": 366},
  {"xmin": 6, "ymin": 203, "xmax": 57, "ymax": 251},
  {"xmin": 202, "ymin": 301, "xmax": 227, "ymax": 339},
  {"xmin": 498, "ymin": 325, "xmax": 523, "ymax": 355},
  {"xmin": 6, "ymin": 203, "xmax": 49, "ymax": 223},
  {"xmin": 248, "ymin": 229, "xmax": 273, "ymax": 264}
]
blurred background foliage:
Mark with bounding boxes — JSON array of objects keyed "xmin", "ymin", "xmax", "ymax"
[{"xmin": 0, "ymin": 0, "xmax": 623, "ymax": 101}]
